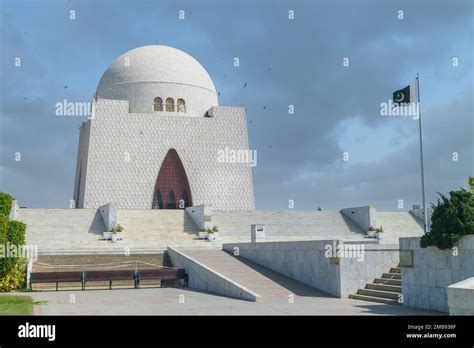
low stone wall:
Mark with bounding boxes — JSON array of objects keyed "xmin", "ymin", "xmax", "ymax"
[
  {"xmin": 223, "ymin": 240, "xmax": 398, "ymax": 298},
  {"xmin": 99, "ymin": 203, "xmax": 117, "ymax": 230},
  {"xmin": 185, "ymin": 205, "xmax": 212, "ymax": 229},
  {"xmin": 400, "ymin": 235, "xmax": 474, "ymax": 313},
  {"xmin": 167, "ymin": 247, "xmax": 260, "ymax": 302},
  {"xmin": 448, "ymin": 277, "xmax": 474, "ymax": 315},
  {"xmin": 340, "ymin": 206, "xmax": 376, "ymax": 232}
]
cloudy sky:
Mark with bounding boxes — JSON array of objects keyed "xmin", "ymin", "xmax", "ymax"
[{"xmin": 1, "ymin": 0, "xmax": 472, "ymax": 211}]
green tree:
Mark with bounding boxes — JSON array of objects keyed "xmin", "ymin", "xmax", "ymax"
[{"xmin": 420, "ymin": 189, "xmax": 474, "ymax": 249}]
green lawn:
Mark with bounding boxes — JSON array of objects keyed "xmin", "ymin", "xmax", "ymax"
[{"xmin": 0, "ymin": 295, "xmax": 35, "ymax": 315}]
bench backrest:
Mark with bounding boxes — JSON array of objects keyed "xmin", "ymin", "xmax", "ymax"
[
  {"xmin": 85, "ymin": 270, "xmax": 135, "ymax": 281},
  {"xmin": 138, "ymin": 268, "xmax": 186, "ymax": 279},
  {"xmin": 31, "ymin": 272, "xmax": 83, "ymax": 283},
  {"xmin": 30, "ymin": 268, "xmax": 186, "ymax": 283}
]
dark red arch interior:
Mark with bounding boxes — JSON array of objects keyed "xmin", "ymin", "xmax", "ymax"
[{"xmin": 152, "ymin": 149, "xmax": 192, "ymax": 209}]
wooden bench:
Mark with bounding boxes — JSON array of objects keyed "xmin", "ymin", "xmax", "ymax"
[
  {"xmin": 30, "ymin": 272, "xmax": 84, "ymax": 291},
  {"xmin": 29, "ymin": 268, "xmax": 188, "ymax": 291},
  {"xmin": 84, "ymin": 270, "xmax": 137, "ymax": 290},
  {"xmin": 136, "ymin": 268, "xmax": 188, "ymax": 288}
]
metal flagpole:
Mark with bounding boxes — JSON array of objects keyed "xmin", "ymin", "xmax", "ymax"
[{"xmin": 416, "ymin": 73, "xmax": 428, "ymax": 234}]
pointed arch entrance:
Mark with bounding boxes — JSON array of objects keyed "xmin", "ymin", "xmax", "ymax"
[{"xmin": 152, "ymin": 149, "xmax": 192, "ymax": 209}]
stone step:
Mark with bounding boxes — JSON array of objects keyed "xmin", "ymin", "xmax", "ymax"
[
  {"xmin": 366, "ymin": 283, "xmax": 401, "ymax": 293},
  {"xmin": 211, "ymin": 211, "xmax": 365, "ymax": 239},
  {"xmin": 357, "ymin": 288, "xmax": 400, "ymax": 300},
  {"xmin": 381, "ymin": 272, "xmax": 401, "ymax": 280},
  {"xmin": 349, "ymin": 294, "xmax": 400, "ymax": 305},
  {"xmin": 373, "ymin": 278, "xmax": 401, "ymax": 286},
  {"xmin": 349, "ymin": 264, "xmax": 403, "ymax": 305},
  {"xmin": 20, "ymin": 208, "xmax": 214, "ymax": 253}
]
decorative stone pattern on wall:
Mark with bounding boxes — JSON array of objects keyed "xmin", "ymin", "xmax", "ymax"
[
  {"xmin": 75, "ymin": 99, "xmax": 255, "ymax": 210},
  {"xmin": 400, "ymin": 235, "xmax": 474, "ymax": 313}
]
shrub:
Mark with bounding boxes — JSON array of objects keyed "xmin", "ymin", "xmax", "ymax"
[
  {"xmin": 0, "ymin": 213, "xmax": 8, "ymax": 245},
  {"xmin": 420, "ymin": 189, "xmax": 474, "ymax": 250},
  {"xmin": 0, "ymin": 258, "xmax": 17, "ymax": 278},
  {"xmin": 0, "ymin": 192, "xmax": 12, "ymax": 217},
  {"xmin": 0, "ymin": 261, "xmax": 27, "ymax": 292},
  {"xmin": 0, "ymin": 206, "xmax": 27, "ymax": 280},
  {"xmin": 7, "ymin": 220, "xmax": 26, "ymax": 247}
]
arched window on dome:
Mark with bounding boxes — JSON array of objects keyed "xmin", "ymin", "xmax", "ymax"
[
  {"xmin": 166, "ymin": 98, "xmax": 175, "ymax": 112},
  {"xmin": 153, "ymin": 97, "xmax": 163, "ymax": 111},
  {"xmin": 177, "ymin": 99, "xmax": 186, "ymax": 113}
]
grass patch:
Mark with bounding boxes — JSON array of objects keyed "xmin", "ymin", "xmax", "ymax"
[{"xmin": 0, "ymin": 295, "xmax": 35, "ymax": 315}]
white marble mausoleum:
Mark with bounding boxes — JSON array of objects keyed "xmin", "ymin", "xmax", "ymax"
[{"xmin": 73, "ymin": 45, "xmax": 255, "ymax": 210}]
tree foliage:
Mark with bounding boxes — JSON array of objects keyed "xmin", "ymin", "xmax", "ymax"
[
  {"xmin": 420, "ymin": 189, "xmax": 474, "ymax": 250},
  {"xmin": 0, "ymin": 192, "xmax": 13, "ymax": 217}
]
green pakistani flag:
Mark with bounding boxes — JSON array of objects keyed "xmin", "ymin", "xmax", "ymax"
[{"xmin": 393, "ymin": 82, "xmax": 417, "ymax": 104}]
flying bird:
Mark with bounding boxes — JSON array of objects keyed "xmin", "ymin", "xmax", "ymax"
[
  {"xmin": 64, "ymin": 85, "xmax": 69, "ymax": 89},
  {"xmin": 23, "ymin": 97, "xmax": 28, "ymax": 100},
  {"xmin": 263, "ymin": 106, "xmax": 266, "ymax": 109},
  {"xmin": 243, "ymin": 82, "xmax": 247, "ymax": 88},
  {"xmin": 267, "ymin": 67, "xmax": 271, "ymax": 71}
]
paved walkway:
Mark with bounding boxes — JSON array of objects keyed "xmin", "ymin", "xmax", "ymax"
[{"xmin": 23, "ymin": 287, "xmax": 438, "ymax": 315}]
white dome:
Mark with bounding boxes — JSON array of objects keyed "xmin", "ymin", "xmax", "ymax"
[{"xmin": 97, "ymin": 45, "xmax": 218, "ymax": 115}]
